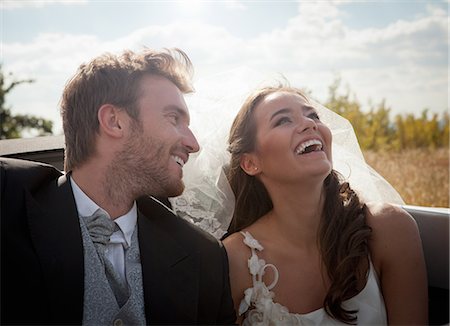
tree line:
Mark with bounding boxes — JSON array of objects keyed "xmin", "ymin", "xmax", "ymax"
[
  {"xmin": 0, "ymin": 66, "xmax": 53, "ymax": 139},
  {"xmin": 324, "ymin": 78, "xmax": 449, "ymax": 151}
]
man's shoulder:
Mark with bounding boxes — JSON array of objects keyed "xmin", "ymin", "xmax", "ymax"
[
  {"xmin": 137, "ymin": 195, "xmax": 222, "ymax": 248},
  {"xmin": 0, "ymin": 157, "xmax": 62, "ymax": 192},
  {"xmin": 0, "ymin": 157, "xmax": 61, "ymax": 172}
]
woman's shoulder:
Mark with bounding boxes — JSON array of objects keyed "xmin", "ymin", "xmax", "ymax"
[
  {"xmin": 365, "ymin": 202, "xmax": 422, "ymax": 268},
  {"xmin": 365, "ymin": 202, "xmax": 419, "ymax": 233},
  {"xmin": 223, "ymin": 231, "xmax": 253, "ymax": 266},
  {"xmin": 223, "ymin": 230, "xmax": 255, "ymax": 317},
  {"xmin": 223, "ymin": 231, "xmax": 246, "ymax": 253},
  {"xmin": 224, "ymin": 228, "xmax": 259, "ymax": 253}
]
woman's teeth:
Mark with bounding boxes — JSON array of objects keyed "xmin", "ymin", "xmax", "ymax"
[{"xmin": 295, "ymin": 139, "xmax": 323, "ymax": 155}]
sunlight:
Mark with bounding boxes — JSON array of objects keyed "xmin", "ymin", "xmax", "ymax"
[{"xmin": 177, "ymin": 0, "xmax": 203, "ymax": 13}]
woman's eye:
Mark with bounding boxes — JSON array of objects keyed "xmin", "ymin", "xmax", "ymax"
[
  {"xmin": 275, "ymin": 116, "xmax": 292, "ymax": 126},
  {"xmin": 308, "ymin": 112, "xmax": 320, "ymax": 120}
]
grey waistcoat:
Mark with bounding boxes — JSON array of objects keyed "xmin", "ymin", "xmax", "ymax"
[{"xmin": 79, "ymin": 217, "xmax": 147, "ymax": 325}]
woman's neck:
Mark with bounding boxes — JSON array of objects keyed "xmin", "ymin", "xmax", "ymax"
[{"xmin": 262, "ymin": 178, "xmax": 325, "ymax": 249}]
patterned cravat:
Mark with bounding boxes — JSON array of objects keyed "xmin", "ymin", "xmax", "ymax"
[{"xmin": 84, "ymin": 208, "xmax": 129, "ymax": 307}]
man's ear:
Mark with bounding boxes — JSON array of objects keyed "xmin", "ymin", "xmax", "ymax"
[
  {"xmin": 97, "ymin": 104, "xmax": 126, "ymax": 138},
  {"xmin": 240, "ymin": 153, "xmax": 261, "ymax": 176}
]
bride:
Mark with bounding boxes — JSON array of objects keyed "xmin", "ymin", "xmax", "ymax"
[{"xmin": 170, "ymin": 72, "xmax": 427, "ymax": 325}]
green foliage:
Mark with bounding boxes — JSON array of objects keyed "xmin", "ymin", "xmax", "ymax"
[
  {"xmin": 394, "ymin": 110, "xmax": 449, "ymax": 150},
  {"xmin": 325, "ymin": 78, "xmax": 449, "ymax": 151},
  {"xmin": 0, "ymin": 65, "xmax": 53, "ymax": 139}
]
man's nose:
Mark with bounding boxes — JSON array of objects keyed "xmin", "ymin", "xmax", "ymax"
[{"xmin": 183, "ymin": 128, "xmax": 200, "ymax": 153}]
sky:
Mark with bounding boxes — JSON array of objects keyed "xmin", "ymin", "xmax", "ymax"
[{"xmin": 1, "ymin": 0, "xmax": 449, "ymax": 135}]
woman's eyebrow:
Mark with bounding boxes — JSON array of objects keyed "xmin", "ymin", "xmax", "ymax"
[
  {"xmin": 303, "ymin": 104, "xmax": 316, "ymax": 113},
  {"xmin": 269, "ymin": 105, "xmax": 316, "ymax": 122},
  {"xmin": 269, "ymin": 108, "xmax": 291, "ymax": 122}
]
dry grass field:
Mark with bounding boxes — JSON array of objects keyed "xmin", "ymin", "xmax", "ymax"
[{"xmin": 363, "ymin": 148, "xmax": 449, "ymax": 208}]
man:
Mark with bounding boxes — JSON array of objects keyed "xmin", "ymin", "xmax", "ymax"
[{"xmin": 1, "ymin": 48, "xmax": 236, "ymax": 325}]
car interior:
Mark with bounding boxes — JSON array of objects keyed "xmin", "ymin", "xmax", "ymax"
[{"xmin": 1, "ymin": 135, "xmax": 448, "ymax": 325}]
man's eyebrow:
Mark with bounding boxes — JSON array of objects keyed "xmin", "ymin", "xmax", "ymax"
[{"xmin": 270, "ymin": 108, "xmax": 292, "ymax": 122}]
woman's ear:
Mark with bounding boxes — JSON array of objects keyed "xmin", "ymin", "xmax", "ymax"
[
  {"xmin": 97, "ymin": 104, "xmax": 125, "ymax": 138},
  {"xmin": 240, "ymin": 153, "xmax": 261, "ymax": 176}
]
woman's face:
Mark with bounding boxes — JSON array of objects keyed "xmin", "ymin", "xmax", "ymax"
[{"xmin": 249, "ymin": 91, "xmax": 332, "ymax": 184}]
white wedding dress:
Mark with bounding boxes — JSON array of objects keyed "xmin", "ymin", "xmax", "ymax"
[
  {"xmin": 167, "ymin": 68, "xmax": 400, "ymax": 325},
  {"xmin": 239, "ymin": 231, "xmax": 387, "ymax": 326}
]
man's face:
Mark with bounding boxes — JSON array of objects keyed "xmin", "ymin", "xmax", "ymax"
[{"xmin": 114, "ymin": 75, "xmax": 199, "ymax": 198}]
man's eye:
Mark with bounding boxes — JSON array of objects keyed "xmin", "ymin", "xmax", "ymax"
[{"xmin": 168, "ymin": 114, "xmax": 179, "ymax": 124}]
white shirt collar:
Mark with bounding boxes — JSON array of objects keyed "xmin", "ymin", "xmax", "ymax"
[{"xmin": 70, "ymin": 176, "xmax": 137, "ymax": 247}]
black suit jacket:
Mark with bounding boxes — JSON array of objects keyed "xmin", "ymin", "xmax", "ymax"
[{"xmin": 0, "ymin": 157, "xmax": 236, "ymax": 325}]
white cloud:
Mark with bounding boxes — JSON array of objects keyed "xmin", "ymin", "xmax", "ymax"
[
  {"xmin": 233, "ymin": 1, "xmax": 448, "ymax": 113},
  {"xmin": 2, "ymin": 22, "xmax": 245, "ymax": 133},
  {"xmin": 2, "ymin": 0, "xmax": 87, "ymax": 10},
  {"xmin": 3, "ymin": 1, "xmax": 448, "ymax": 135},
  {"xmin": 224, "ymin": 0, "xmax": 246, "ymax": 11},
  {"xmin": 3, "ymin": 32, "xmax": 104, "ymax": 134}
]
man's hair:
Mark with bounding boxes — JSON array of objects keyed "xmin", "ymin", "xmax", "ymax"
[{"xmin": 60, "ymin": 48, "xmax": 194, "ymax": 171}]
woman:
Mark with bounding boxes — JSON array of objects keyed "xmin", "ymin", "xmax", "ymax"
[{"xmin": 223, "ymin": 85, "xmax": 428, "ymax": 325}]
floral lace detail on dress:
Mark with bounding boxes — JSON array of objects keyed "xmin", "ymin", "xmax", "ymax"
[
  {"xmin": 239, "ymin": 231, "xmax": 387, "ymax": 326},
  {"xmin": 239, "ymin": 231, "xmax": 307, "ymax": 326}
]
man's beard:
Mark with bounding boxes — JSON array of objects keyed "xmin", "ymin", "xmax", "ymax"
[{"xmin": 107, "ymin": 128, "xmax": 185, "ymax": 201}]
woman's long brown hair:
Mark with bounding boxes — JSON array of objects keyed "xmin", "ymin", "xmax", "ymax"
[{"xmin": 226, "ymin": 86, "xmax": 371, "ymax": 324}]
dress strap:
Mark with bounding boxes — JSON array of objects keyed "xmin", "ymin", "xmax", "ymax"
[
  {"xmin": 239, "ymin": 231, "xmax": 279, "ymax": 290},
  {"xmin": 238, "ymin": 231, "xmax": 281, "ymax": 317},
  {"xmin": 240, "ymin": 231, "xmax": 263, "ymax": 251}
]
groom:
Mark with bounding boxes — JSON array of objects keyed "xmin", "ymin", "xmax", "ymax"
[{"xmin": 1, "ymin": 48, "xmax": 236, "ymax": 325}]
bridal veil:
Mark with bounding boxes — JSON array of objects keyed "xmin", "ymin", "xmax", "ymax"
[{"xmin": 169, "ymin": 68, "xmax": 404, "ymax": 239}]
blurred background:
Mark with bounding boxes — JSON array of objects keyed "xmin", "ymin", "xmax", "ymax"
[{"xmin": 1, "ymin": 0, "xmax": 448, "ymax": 207}]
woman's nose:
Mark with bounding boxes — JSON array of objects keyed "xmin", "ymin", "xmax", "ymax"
[{"xmin": 297, "ymin": 116, "xmax": 318, "ymax": 133}]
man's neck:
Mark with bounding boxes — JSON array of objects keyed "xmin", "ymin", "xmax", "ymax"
[{"xmin": 71, "ymin": 166, "xmax": 134, "ymax": 219}]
